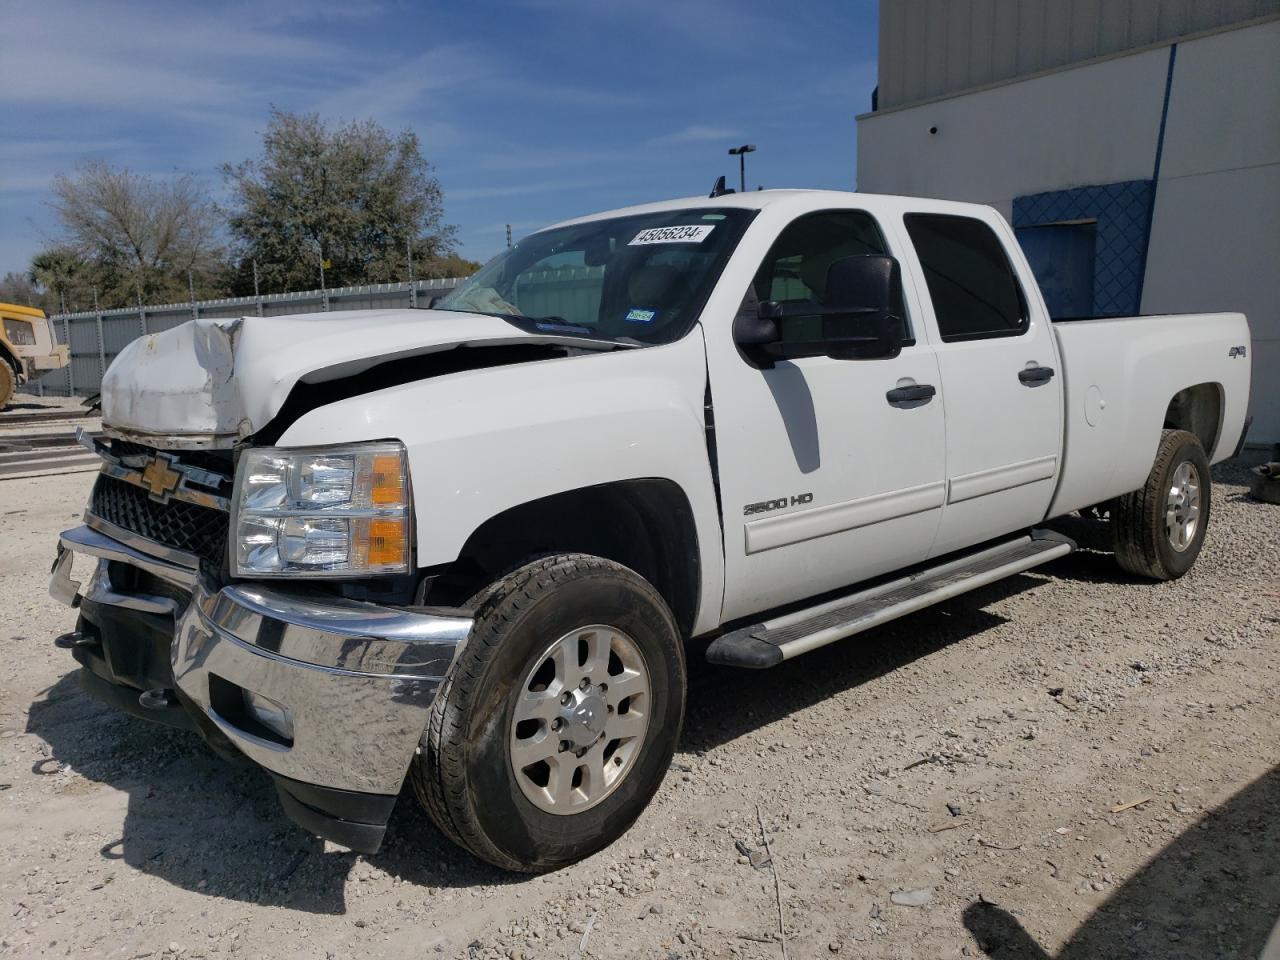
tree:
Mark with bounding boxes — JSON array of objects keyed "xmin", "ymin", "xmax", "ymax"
[
  {"xmin": 49, "ymin": 161, "xmax": 224, "ymax": 307},
  {"xmin": 0, "ymin": 271, "xmax": 44, "ymax": 309},
  {"xmin": 222, "ymin": 109, "xmax": 457, "ymax": 294},
  {"xmin": 426, "ymin": 252, "xmax": 483, "ymax": 278},
  {"xmin": 27, "ymin": 247, "xmax": 88, "ymax": 312}
]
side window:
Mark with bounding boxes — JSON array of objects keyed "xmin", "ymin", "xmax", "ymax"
[
  {"xmin": 903, "ymin": 214, "xmax": 1027, "ymax": 341},
  {"xmin": 753, "ymin": 210, "xmax": 911, "ymax": 345}
]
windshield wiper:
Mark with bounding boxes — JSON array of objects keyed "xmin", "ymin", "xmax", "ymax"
[
  {"xmin": 505, "ymin": 314, "xmax": 641, "ymax": 349},
  {"xmin": 444, "ymin": 308, "xmax": 640, "ymax": 349},
  {"xmin": 523, "ymin": 315, "xmax": 591, "ymax": 333}
]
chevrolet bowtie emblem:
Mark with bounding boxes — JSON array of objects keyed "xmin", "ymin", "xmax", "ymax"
[{"xmin": 140, "ymin": 455, "xmax": 183, "ymax": 501}]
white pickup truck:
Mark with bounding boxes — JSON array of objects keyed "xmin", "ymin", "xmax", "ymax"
[{"xmin": 49, "ymin": 189, "xmax": 1251, "ymax": 872}]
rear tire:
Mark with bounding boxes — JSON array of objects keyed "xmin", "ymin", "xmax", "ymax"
[
  {"xmin": 0, "ymin": 360, "xmax": 14, "ymax": 410},
  {"xmin": 410, "ymin": 553, "xmax": 686, "ymax": 872},
  {"xmin": 1112, "ymin": 429, "xmax": 1210, "ymax": 580}
]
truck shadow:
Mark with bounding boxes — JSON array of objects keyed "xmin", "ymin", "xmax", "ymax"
[
  {"xmin": 960, "ymin": 764, "xmax": 1280, "ymax": 959},
  {"xmin": 25, "ymin": 672, "xmax": 516, "ymax": 915},
  {"xmin": 1032, "ymin": 513, "xmax": 1164, "ymax": 587},
  {"xmin": 682, "ymin": 570, "xmax": 1045, "ymax": 754}
]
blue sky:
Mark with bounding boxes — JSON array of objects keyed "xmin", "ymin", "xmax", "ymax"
[{"xmin": 0, "ymin": 0, "xmax": 879, "ymax": 277}]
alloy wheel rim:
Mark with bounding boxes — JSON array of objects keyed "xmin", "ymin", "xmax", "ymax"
[
  {"xmin": 509, "ymin": 625, "xmax": 651, "ymax": 815},
  {"xmin": 1165, "ymin": 460, "xmax": 1201, "ymax": 553}
]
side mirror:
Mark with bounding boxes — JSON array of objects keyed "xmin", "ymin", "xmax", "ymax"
[
  {"xmin": 732, "ymin": 254, "xmax": 904, "ymax": 362},
  {"xmin": 819, "ymin": 254, "xmax": 904, "ymax": 360}
]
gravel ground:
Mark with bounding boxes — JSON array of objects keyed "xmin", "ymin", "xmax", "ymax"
[{"xmin": 1, "ymin": 465, "xmax": 1277, "ymax": 960}]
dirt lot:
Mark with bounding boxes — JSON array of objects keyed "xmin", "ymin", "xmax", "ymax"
[{"xmin": 2, "ymin": 465, "xmax": 1277, "ymax": 960}]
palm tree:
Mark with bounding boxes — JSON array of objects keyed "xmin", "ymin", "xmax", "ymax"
[{"xmin": 28, "ymin": 247, "xmax": 88, "ymax": 313}]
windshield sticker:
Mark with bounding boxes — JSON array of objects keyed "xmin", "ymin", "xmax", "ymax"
[
  {"xmin": 628, "ymin": 225, "xmax": 715, "ymax": 245},
  {"xmin": 625, "ymin": 308, "xmax": 657, "ymax": 323}
]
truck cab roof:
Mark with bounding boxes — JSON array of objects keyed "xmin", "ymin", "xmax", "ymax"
[
  {"xmin": 544, "ymin": 187, "xmax": 999, "ymax": 233},
  {"xmin": 0, "ymin": 302, "xmax": 48, "ymax": 319}
]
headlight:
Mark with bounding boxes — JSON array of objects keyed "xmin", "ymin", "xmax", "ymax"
[{"xmin": 230, "ymin": 442, "xmax": 412, "ymax": 577}]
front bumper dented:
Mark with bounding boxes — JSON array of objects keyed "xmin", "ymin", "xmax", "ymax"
[{"xmin": 51, "ymin": 523, "xmax": 473, "ymax": 853}]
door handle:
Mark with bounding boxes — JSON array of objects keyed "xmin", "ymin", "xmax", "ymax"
[
  {"xmin": 1018, "ymin": 365, "xmax": 1055, "ymax": 385},
  {"xmin": 885, "ymin": 383, "xmax": 936, "ymax": 405}
]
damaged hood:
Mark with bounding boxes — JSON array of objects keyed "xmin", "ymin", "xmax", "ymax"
[{"xmin": 100, "ymin": 309, "xmax": 615, "ymax": 446}]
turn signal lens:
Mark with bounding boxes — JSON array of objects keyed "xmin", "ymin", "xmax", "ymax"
[
  {"xmin": 362, "ymin": 518, "xmax": 408, "ymax": 567},
  {"xmin": 369, "ymin": 454, "xmax": 406, "ymax": 506}
]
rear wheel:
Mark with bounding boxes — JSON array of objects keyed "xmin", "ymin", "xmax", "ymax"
[
  {"xmin": 0, "ymin": 360, "xmax": 14, "ymax": 409},
  {"xmin": 410, "ymin": 553, "xmax": 686, "ymax": 872},
  {"xmin": 1113, "ymin": 429, "xmax": 1211, "ymax": 580}
]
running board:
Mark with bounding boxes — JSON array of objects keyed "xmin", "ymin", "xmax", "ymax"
[{"xmin": 706, "ymin": 530, "xmax": 1075, "ymax": 669}]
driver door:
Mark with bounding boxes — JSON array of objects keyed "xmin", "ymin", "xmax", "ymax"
[{"xmin": 706, "ymin": 209, "xmax": 947, "ymax": 622}]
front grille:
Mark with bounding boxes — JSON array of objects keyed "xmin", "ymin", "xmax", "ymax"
[
  {"xmin": 108, "ymin": 440, "xmax": 233, "ymax": 477},
  {"xmin": 90, "ymin": 473, "xmax": 229, "ymax": 570}
]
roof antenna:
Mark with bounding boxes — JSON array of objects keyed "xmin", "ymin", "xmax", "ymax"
[{"xmin": 709, "ymin": 175, "xmax": 735, "ymax": 198}]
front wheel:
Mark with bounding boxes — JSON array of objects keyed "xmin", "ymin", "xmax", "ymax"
[
  {"xmin": 1112, "ymin": 429, "xmax": 1211, "ymax": 580},
  {"xmin": 410, "ymin": 554, "xmax": 686, "ymax": 872}
]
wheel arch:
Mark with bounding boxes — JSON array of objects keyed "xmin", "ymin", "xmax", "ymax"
[
  {"xmin": 425, "ymin": 479, "xmax": 702, "ymax": 639},
  {"xmin": 1163, "ymin": 382, "xmax": 1223, "ymax": 459}
]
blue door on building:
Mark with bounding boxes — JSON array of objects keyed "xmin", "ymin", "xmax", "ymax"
[{"xmin": 1015, "ymin": 222, "xmax": 1097, "ymax": 319}]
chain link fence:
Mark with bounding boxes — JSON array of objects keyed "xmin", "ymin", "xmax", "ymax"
[{"xmin": 24, "ymin": 278, "xmax": 463, "ymax": 397}]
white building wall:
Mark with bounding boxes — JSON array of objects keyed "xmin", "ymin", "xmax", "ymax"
[
  {"xmin": 856, "ymin": 18, "xmax": 1280, "ymax": 445},
  {"xmin": 856, "ymin": 45, "xmax": 1171, "ymax": 220},
  {"xmin": 1140, "ymin": 21, "xmax": 1280, "ymax": 443}
]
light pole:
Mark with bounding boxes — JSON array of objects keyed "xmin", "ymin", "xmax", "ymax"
[{"xmin": 728, "ymin": 144, "xmax": 756, "ymax": 193}]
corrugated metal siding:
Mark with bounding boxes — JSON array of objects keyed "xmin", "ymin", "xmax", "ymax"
[
  {"xmin": 513, "ymin": 266, "xmax": 606, "ymax": 323},
  {"xmin": 875, "ymin": 0, "xmax": 1280, "ymax": 109},
  {"xmin": 23, "ymin": 278, "xmax": 462, "ymax": 397}
]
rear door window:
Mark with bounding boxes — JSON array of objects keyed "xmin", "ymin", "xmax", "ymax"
[{"xmin": 904, "ymin": 214, "xmax": 1027, "ymax": 341}]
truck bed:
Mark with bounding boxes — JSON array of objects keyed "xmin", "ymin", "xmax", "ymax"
[{"xmin": 1047, "ymin": 312, "xmax": 1251, "ymax": 518}]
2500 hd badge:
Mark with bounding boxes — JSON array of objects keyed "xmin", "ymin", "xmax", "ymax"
[{"xmin": 743, "ymin": 492, "xmax": 813, "ymax": 516}]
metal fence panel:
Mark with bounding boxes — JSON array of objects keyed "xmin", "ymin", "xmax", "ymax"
[
  {"xmin": 148, "ymin": 312, "xmax": 191, "ymax": 333},
  {"xmin": 23, "ymin": 278, "xmax": 463, "ymax": 397},
  {"xmin": 102, "ymin": 315, "xmax": 142, "ymax": 355},
  {"xmin": 514, "ymin": 267, "xmax": 605, "ymax": 324}
]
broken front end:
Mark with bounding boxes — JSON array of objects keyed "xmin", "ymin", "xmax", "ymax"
[{"xmin": 50, "ymin": 432, "xmax": 471, "ymax": 853}]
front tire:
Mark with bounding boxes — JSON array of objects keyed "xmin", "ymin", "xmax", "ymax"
[
  {"xmin": 410, "ymin": 554, "xmax": 686, "ymax": 872},
  {"xmin": 1112, "ymin": 429, "xmax": 1211, "ymax": 580}
]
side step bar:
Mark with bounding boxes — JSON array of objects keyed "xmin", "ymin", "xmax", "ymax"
[{"xmin": 706, "ymin": 530, "xmax": 1075, "ymax": 668}]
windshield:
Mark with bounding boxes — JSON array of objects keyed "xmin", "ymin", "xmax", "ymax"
[{"xmin": 437, "ymin": 207, "xmax": 756, "ymax": 345}]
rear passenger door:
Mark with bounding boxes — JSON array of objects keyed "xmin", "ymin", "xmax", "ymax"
[{"xmin": 900, "ymin": 212, "xmax": 1063, "ymax": 557}]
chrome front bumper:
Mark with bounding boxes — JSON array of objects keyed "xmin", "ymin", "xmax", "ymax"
[
  {"xmin": 51, "ymin": 523, "xmax": 472, "ymax": 841},
  {"xmin": 172, "ymin": 580, "xmax": 470, "ymax": 794}
]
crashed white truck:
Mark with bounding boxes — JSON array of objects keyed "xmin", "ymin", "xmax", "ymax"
[{"xmin": 50, "ymin": 189, "xmax": 1251, "ymax": 872}]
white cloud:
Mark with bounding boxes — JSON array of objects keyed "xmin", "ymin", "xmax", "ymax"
[
  {"xmin": 0, "ymin": 139, "xmax": 135, "ymax": 161},
  {"xmin": 474, "ymin": 144, "xmax": 619, "ymax": 172},
  {"xmin": 316, "ymin": 47, "xmax": 487, "ymax": 125},
  {"xmin": 649, "ymin": 124, "xmax": 743, "ymax": 146},
  {"xmin": 450, "ymin": 176, "xmax": 616, "ymax": 201},
  {"xmin": 0, "ymin": 0, "xmax": 351, "ymax": 110},
  {"xmin": 0, "ymin": 172, "xmax": 60, "ymax": 193}
]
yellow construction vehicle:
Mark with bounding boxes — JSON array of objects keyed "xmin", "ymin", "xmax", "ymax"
[{"xmin": 0, "ymin": 302, "xmax": 70, "ymax": 408}]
